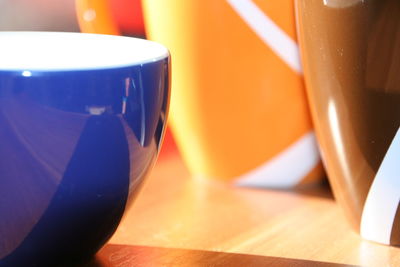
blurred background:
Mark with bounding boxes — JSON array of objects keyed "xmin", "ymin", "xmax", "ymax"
[
  {"xmin": 0, "ymin": 0, "xmax": 79, "ymax": 31},
  {"xmin": 0, "ymin": 0, "xmax": 145, "ymax": 36}
]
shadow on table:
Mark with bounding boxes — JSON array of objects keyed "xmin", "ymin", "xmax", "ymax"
[
  {"xmin": 240, "ymin": 176, "xmax": 334, "ymax": 201},
  {"xmin": 291, "ymin": 178, "xmax": 334, "ymax": 200},
  {"xmin": 76, "ymin": 244, "xmax": 358, "ymax": 267}
]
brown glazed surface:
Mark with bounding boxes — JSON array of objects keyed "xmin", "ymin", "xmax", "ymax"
[{"xmin": 296, "ymin": 0, "xmax": 400, "ymax": 243}]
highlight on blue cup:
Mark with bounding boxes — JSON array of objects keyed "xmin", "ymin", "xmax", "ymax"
[{"xmin": 0, "ymin": 32, "xmax": 170, "ymax": 266}]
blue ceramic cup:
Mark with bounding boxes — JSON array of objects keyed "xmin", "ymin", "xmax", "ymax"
[{"xmin": 0, "ymin": 32, "xmax": 170, "ymax": 266}]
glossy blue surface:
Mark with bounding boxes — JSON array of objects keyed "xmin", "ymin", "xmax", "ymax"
[{"xmin": 0, "ymin": 58, "xmax": 170, "ymax": 266}]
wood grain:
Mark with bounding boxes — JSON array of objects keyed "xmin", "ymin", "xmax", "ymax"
[
  {"xmin": 88, "ymin": 244, "xmax": 356, "ymax": 267},
  {"xmin": 91, "ymin": 150, "xmax": 400, "ymax": 266}
]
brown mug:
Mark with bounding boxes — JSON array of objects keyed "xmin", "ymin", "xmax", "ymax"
[{"xmin": 296, "ymin": 0, "xmax": 400, "ymax": 245}]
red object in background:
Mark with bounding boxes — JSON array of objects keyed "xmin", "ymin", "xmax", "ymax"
[
  {"xmin": 109, "ymin": 0, "xmax": 145, "ymax": 36},
  {"xmin": 158, "ymin": 127, "xmax": 178, "ymax": 158}
]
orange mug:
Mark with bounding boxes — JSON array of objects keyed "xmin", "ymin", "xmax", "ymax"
[{"xmin": 76, "ymin": 0, "xmax": 323, "ymax": 188}]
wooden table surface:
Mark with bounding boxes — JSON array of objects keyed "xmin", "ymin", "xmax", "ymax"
[{"xmin": 86, "ymin": 147, "xmax": 400, "ymax": 267}]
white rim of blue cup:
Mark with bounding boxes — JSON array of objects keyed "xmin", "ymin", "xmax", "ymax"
[{"xmin": 0, "ymin": 31, "xmax": 169, "ymax": 71}]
